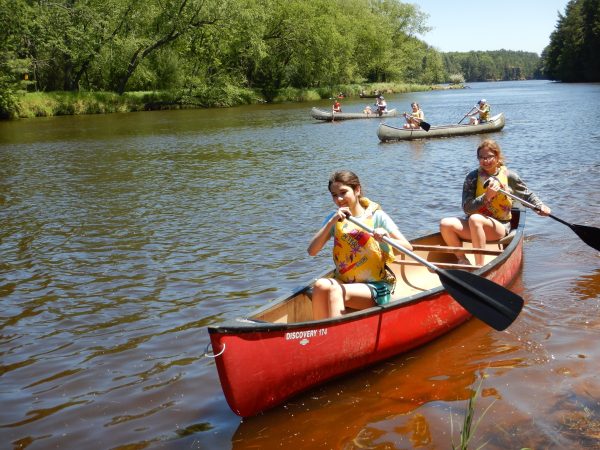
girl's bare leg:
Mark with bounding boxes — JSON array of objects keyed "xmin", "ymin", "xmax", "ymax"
[
  {"xmin": 312, "ymin": 279, "xmax": 374, "ymax": 319},
  {"xmin": 468, "ymin": 215, "xmax": 506, "ymax": 265},
  {"xmin": 440, "ymin": 217, "xmax": 471, "ymax": 264}
]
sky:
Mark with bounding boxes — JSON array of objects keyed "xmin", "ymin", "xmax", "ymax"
[{"xmin": 413, "ymin": 0, "xmax": 571, "ymax": 55}]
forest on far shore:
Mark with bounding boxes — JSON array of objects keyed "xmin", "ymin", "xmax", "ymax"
[{"xmin": 0, "ymin": 0, "xmax": 597, "ymax": 119}]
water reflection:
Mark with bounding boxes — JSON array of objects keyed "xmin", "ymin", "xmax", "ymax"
[
  {"xmin": 570, "ymin": 268, "xmax": 600, "ymax": 301},
  {"xmin": 231, "ymin": 319, "xmax": 520, "ymax": 448}
]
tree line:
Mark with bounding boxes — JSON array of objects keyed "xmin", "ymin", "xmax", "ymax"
[
  {"xmin": 0, "ymin": 0, "xmax": 552, "ymax": 118},
  {"xmin": 541, "ymin": 0, "xmax": 600, "ymax": 82}
]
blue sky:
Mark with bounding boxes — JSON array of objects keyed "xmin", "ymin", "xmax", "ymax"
[{"xmin": 413, "ymin": 0, "xmax": 571, "ymax": 55}]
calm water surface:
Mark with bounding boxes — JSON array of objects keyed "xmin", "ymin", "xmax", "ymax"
[{"xmin": 1, "ymin": 81, "xmax": 599, "ymax": 449}]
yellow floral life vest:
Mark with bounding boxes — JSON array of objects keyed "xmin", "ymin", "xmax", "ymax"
[
  {"xmin": 480, "ymin": 104, "xmax": 490, "ymax": 121},
  {"xmin": 475, "ymin": 166, "xmax": 512, "ymax": 222},
  {"xmin": 332, "ymin": 198, "xmax": 395, "ymax": 283}
]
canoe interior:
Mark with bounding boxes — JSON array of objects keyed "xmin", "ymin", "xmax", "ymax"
[{"xmin": 250, "ymin": 211, "xmax": 519, "ymax": 324}]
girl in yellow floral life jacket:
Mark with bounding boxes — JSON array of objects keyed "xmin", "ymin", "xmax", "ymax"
[{"xmin": 307, "ymin": 171, "xmax": 412, "ymax": 319}]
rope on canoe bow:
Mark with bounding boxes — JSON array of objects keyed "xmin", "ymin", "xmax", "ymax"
[{"xmin": 204, "ymin": 342, "xmax": 225, "ymax": 358}]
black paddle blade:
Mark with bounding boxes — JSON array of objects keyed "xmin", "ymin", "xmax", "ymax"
[
  {"xmin": 569, "ymin": 223, "xmax": 600, "ymax": 251},
  {"xmin": 438, "ymin": 269, "xmax": 524, "ymax": 331},
  {"xmin": 420, "ymin": 121, "xmax": 431, "ymax": 131}
]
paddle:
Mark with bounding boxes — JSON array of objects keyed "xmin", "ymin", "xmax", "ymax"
[
  {"xmin": 458, "ymin": 105, "xmax": 477, "ymax": 124},
  {"xmin": 403, "ymin": 113, "xmax": 431, "ymax": 131},
  {"xmin": 484, "ymin": 180, "xmax": 600, "ymax": 251},
  {"xmin": 345, "ymin": 215, "xmax": 524, "ymax": 331}
]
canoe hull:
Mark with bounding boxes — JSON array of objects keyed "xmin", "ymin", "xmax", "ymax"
[
  {"xmin": 378, "ymin": 113, "xmax": 505, "ymax": 141},
  {"xmin": 208, "ymin": 209, "xmax": 524, "ymax": 417},
  {"xmin": 311, "ymin": 107, "xmax": 399, "ymax": 121}
]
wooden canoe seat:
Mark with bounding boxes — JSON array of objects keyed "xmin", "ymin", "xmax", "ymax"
[
  {"xmin": 496, "ymin": 229, "xmax": 516, "ymax": 246},
  {"xmin": 392, "ymin": 259, "xmax": 482, "ymax": 270},
  {"xmin": 410, "ymin": 245, "xmax": 502, "ymax": 255}
]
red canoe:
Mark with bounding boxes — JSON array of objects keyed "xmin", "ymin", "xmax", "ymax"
[{"xmin": 208, "ymin": 210, "xmax": 525, "ymax": 417}]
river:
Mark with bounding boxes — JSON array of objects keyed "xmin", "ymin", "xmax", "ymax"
[{"xmin": 1, "ymin": 80, "xmax": 599, "ymax": 449}]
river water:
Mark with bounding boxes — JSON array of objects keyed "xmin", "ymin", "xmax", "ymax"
[{"xmin": 1, "ymin": 81, "xmax": 599, "ymax": 449}]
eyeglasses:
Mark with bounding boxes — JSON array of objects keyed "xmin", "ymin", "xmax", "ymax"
[{"xmin": 477, "ymin": 155, "xmax": 496, "ymax": 162}]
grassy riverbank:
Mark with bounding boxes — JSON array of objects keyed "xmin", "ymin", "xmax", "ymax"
[{"xmin": 10, "ymin": 82, "xmax": 463, "ymax": 120}]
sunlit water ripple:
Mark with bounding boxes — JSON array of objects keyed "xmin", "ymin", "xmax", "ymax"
[{"xmin": 1, "ymin": 81, "xmax": 599, "ymax": 449}]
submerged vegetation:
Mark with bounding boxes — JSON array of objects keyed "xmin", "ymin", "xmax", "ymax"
[{"xmin": 451, "ymin": 378, "xmax": 495, "ymax": 450}]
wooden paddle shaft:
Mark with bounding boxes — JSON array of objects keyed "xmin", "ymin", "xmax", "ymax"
[
  {"xmin": 345, "ymin": 216, "xmax": 436, "ymax": 270},
  {"xmin": 483, "ymin": 179, "xmax": 569, "ymax": 225}
]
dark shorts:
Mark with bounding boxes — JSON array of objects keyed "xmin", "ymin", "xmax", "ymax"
[{"xmin": 366, "ymin": 281, "xmax": 393, "ymax": 305}]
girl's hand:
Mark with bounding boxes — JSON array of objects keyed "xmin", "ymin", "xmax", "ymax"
[
  {"xmin": 537, "ymin": 204, "xmax": 552, "ymax": 216},
  {"xmin": 484, "ymin": 178, "xmax": 500, "ymax": 200},
  {"xmin": 333, "ymin": 207, "xmax": 351, "ymax": 222},
  {"xmin": 372, "ymin": 227, "xmax": 388, "ymax": 242}
]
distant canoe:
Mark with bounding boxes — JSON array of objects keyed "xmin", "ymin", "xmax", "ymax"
[
  {"xmin": 311, "ymin": 107, "xmax": 399, "ymax": 121},
  {"xmin": 378, "ymin": 113, "xmax": 505, "ymax": 141}
]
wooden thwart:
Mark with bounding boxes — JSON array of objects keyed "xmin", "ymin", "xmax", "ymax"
[
  {"xmin": 411, "ymin": 244, "xmax": 503, "ymax": 255},
  {"xmin": 393, "ymin": 260, "xmax": 481, "ymax": 270}
]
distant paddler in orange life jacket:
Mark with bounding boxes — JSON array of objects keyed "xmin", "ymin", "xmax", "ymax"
[
  {"xmin": 439, "ymin": 139, "xmax": 551, "ymax": 266},
  {"xmin": 307, "ymin": 170, "xmax": 412, "ymax": 319}
]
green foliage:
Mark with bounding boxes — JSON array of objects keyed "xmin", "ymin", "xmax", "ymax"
[
  {"xmin": 449, "ymin": 73, "xmax": 466, "ymax": 84},
  {"xmin": 0, "ymin": 75, "xmax": 18, "ymax": 119},
  {"xmin": 542, "ymin": 0, "xmax": 600, "ymax": 82},
  {"xmin": 181, "ymin": 83, "xmax": 259, "ymax": 107},
  {"xmin": 443, "ymin": 50, "xmax": 542, "ymax": 82},
  {"xmin": 0, "ymin": 0, "xmax": 556, "ymax": 119},
  {"xmin": 14, "ymin": 91, "xmax": 195, "ymax": 117}
]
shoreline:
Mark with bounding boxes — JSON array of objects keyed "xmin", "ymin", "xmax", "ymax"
[{"xmin": 6, "ymin": 83, "xmax": 464, "ymax": 120}]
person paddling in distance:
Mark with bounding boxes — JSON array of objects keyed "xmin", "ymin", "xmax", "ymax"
[
  {"xmin": 375, "ymin": 96, "xmax": 387, "ymax": 116},
  {"xmin": 439, "ymin": 139, "xmax": 551, "ymax": 266},
  {"xmin": 469, "ymin": 99, "xmax": 490, "ymax": 125},
  {"xmin": 308, "ymin": 170, "xmax": 412, "ymax": 319},
  {"xmin": 332, "ymin": 99, "xmax": 342, "ymax": 113},
  {"xmin": 403, "ymin": 102, "xmax": 425, "ymax": 129}
]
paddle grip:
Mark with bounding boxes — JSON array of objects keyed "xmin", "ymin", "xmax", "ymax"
[{"xmin": 483, "ymin": 178, "xmax": 540, "ymax": 210}]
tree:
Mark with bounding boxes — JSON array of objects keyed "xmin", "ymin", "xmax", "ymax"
[{"xmin": 542, "ymin": 0, "xmax": 600, "ymax": 82}]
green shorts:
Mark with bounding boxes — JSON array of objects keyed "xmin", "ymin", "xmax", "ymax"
[{"xmin": 366, "ymin": 281, "xmax": 393, "ymax": 305}]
